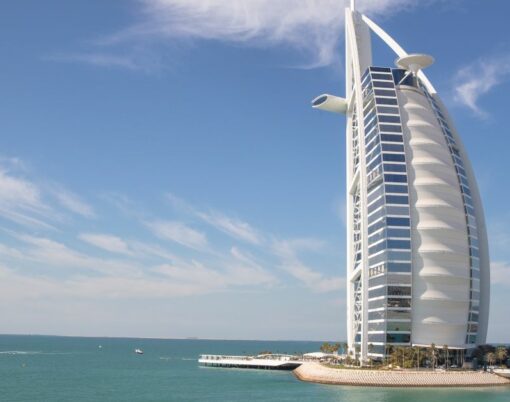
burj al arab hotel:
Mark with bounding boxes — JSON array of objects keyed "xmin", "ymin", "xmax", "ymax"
[{"xmin": 312, "ymin": 1, "xmax": 490, "ymax": 361}]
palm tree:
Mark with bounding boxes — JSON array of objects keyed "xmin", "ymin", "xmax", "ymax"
[
  {"xmin": 443, "ymin": 345, "xmax": 449, "ymax": 370},
  {"xmin": 486, "ymin": 352, "xmax": 496, "ymax": 367},
  {"xmin": 368, "ymin": 343, "xmax": 374, "ymax": 367},
  {"xmin": 496, "ymin": 347, "xmax": 508, "ymax": 367},
  {"xmin": 430, "ymin": 343, "xmax": 437, "ymax": 370}
]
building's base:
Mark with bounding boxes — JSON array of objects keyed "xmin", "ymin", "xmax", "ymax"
[{"xmin": 293, "ymin": 363, "xmax": 510, "ymax": 387}]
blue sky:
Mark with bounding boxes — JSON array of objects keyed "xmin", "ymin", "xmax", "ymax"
[{"xmin": 0, "ymin": 0, "xmax": 509, "ymax": 342}]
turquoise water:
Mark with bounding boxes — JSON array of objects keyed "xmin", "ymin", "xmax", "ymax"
[{"xmin": 0, "ymin": 335, "xmax": 508, "ymax": 402}]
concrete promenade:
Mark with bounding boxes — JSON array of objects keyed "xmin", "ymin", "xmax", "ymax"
[{"xmin": 293, "ymin": 363, "xmax": 510, "ymax": 387}]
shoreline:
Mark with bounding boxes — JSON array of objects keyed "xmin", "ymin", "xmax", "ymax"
[{"xmin": 293, "ymin": 363, "xmax": 510, "ymax": 388}]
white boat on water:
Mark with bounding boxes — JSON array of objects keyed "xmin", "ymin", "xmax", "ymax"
[
  {"xmin": 198, "ymin": 354, "xmax": 303, "ymax": 370},
  {"xmin": 134, "ymin": 349, "xmax": 144, "ymax": 355}
]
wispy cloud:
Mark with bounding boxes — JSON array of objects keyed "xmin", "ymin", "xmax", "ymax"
[
  {"xmin": 196, "ymin": 211, "xmax": 262, "ymax": 245},
  {"xmin": 46, "ymin": 51, "xmax": 162, "ymax": 73},
  {"xmin": 166, "ymin": 193, "xmax": 262, "ymax": 244},
  {"xmin": 145, "ymin": 220, "xmax": 208, "ymax": 250},
  {"xmin": 50, "ymin": 0, "xmax": 436, "ymax": 71},
  {"xmin": 0, "ymin": 168, "xmax": 55, "ymax": 229},
  {"xmin": 272, "ymin": 238, "xmax": 343, "ymax": 293},
  {"xmin": 53, "ymin": 188, "xmax": 95, "ymax": 218},
  {"xmin": 453, "ymin": 55, "xmax": 510, "ymax": 117},
  {"xmin": 9, "ymin": 234, "xmax": 141, "ymax": 277},
  {"xmin": 79, "ymin": 233, "xmax": 133, "ymax": 255}
]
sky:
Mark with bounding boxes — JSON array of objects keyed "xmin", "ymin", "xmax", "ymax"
[{"xmin": 0, "ymin": 0, "xmax": 509, "ymax": 342}]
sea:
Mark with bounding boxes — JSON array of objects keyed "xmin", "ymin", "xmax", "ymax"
[{"xmin": 0, "ymin": 335, "xmax": 508, "ymax": 402}]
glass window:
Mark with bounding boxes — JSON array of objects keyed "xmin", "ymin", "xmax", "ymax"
[
  {"xmin": 370, "ymin": 67, "xmax": 391, "ymax": 73},
  {"xmin": 376, "ymin": 97, "xmax": 398, "ymax": 106},
  {"xmin": 374, "ymin": 89, "xmax": 396, "ymax": 97},
  {"xmin": 369, "ymin": 228, "xmax": 386, "ymax": 244},
  {"xmin": 387, "ymin": 262, "xmax": 411, "ymax": 272},
  {"xmin": 386, "ymin": 206, "xmax": 409, "ymax": 216},
  {"xmin": 387, "ymin": 250, "xmax": 411, "ymax": 261},
  {"xmin": 387, "ymin": 228, "xmax": 410, "ymax": 238},
  {"xmin": 386, "ymin": 309, "xmax": 410, "ymax": 320},
  {"xmin": 387, "ymin": 239, "xmax": 411, "ymax": 249},
  {"xmin": 378, "ymin": 115, "xmax": 401, "ymax": 124},
  {"xmin": 387, "ymin": 321, "xmax": 411, "ymax": 332},
  {"xmin": 386, "ymin": 195, "xmax": 409, "ymax": 204},
  {"xmin": 470, "ymin": 248, "xmax": 479, "ymax": 258},
  {"xmin": 380, "ymin": 124, "xmax": 402, "ymax": 133},
  {"xmin": 368, "ymin": 218, "xmax": 385, "ymax": 235},
  {"xmin": 380, "ymin": 134, "xmax": 403, "ymax": 142},
  {"xmin": 383, "ymin": 153, "xmax": 405, "ymax": 162},
  {"xmin": 387, "ymin": 298, "xmax": 411, "ymax": 308},
  {"xmin": 371, "ymin": 73, "xmax": 393, "ymax": 80},
  {"xmin": 368, "ymin": 199, "xmax": 384, "ymax": 216},
  {"xmin": 385, "ymin": 184, "xmax": 408, "ymax": 194},
  {"xmin": 384, "ymin": 163, "xmax": 406, "ymax": 173},
  {"xmin": 368, "ymin": 286, "xmax": 386, "ymax": 299},
  {"xmin": 373, "ymin": 80, "xmax": 394, "ymax": 89},
  {"xmin": 369, "ymin": 251, "xmax": 387, "ymax": 266},
  {"xmin": 369, "ymin": 240, "xmax": 386, "ymax": 256},
  {"xmin": 369, "ymin": 275, "xmax": 387, "ymax": 288},
  {"xmin": 381, "ymin": 143, "xmax": 404, "ymax": 152},
  {"xmin": 369, "ymin": 207, "xmax": 385, "ymax": 225},
  {"xmin": 388, "ymin": 286, "xmax": 411, "ymax": 296},
  {"xmin": 387, "ymin": 274, "xmax": 412, "ymax": 285},
  {"xmin": 387, "ymin": 217, "xmax": 410, "ymax": 226},
  {"xmin": 377, "ymin": 106, "xmax": 400, "ymax": 114},
  {"xmin": 368, "ymin": 185, "xmax": 384, "ymax": 204},
  {"xmin": 384, "ymin": 174, "xmax": 407, "ymax": 183},
  {"xmin": 387, "ymin": 333, "xmax": 411, "ymax": 343},
  {"xmin": 368, "ymin": 321, "xmax": 386, "ymax": 331},
  {"xmin": 368, "ymin": 333, "xmax": 386, "ymax": 343},
  {"xmin": 369, "ymin": 298, "xmax": 385, "ymax": 310}
]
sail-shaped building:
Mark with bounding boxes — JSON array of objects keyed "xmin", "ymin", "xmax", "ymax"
[{"xmin": 312, "ymin": 1, "xmax": 490, "ymax": 361}]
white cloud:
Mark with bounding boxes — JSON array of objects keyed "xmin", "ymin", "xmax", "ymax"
[
  {"xmin": 197, "ymin": 211, "xmax": 262, "ymax": 245},
  {"xmin": 0, "ymin": 169, "xmax": 55, "ymax": 229},
  {"xmin": 46, "ymin": 51, "xmax": 162, "ymax": 73},
  {"xmin": 79, "ymin": 233, "xmax": 132, "ymax": 255},
  {"xmin": 54, "ymin": 189, "xmax": 95, "ymax": 218},
  {"xmin": 166, "ymin": 193, "xmax": 262, "ymax": 244},
  {"xmin": 145, "ymin": 220, "xmax": 208, "ymax": 250},
  {"xmin": 53, "ymin": 0, "xmax": 436, "ymax": 70},
  {"xmin": 454, "ymin": 55, "xmax": 510, "ymax": 117},
  {"xmin": 272, "ymin": 238, "xmax": 343, "ymax": 293},
  {"xmin": 13, "ymin": 234, "xmax": 141, "ymax": 277}
]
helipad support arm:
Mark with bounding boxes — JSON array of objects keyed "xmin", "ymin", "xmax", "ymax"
[
  {"xmin": 361, "ymin": 14, "xmax": 437, "ymax": 94},
  {"xmin": 311, "ymin": 94, "xmax": 347, "ymax": 114}
]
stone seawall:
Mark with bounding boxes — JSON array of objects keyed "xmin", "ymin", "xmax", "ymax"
[{"xmin": 293, "ymin": 363, "xmax": 510, "ymax": 387}]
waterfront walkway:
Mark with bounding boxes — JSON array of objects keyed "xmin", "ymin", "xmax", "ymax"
[{"xmin": 294, "ymin": 363, "xmax": 510, "ymax": 387}]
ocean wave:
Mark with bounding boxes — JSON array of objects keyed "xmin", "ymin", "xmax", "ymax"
[{"xmin": 0, "ymin": 351, "xmax": 72, "ymax": 356}]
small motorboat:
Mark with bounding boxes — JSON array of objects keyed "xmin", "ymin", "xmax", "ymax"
[{"xmin": 134, "ymin": 348, "xmax": 144, "ymax": 355}]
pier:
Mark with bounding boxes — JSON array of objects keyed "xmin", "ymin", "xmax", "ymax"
[{"xmin": 198, "ymin": 354, "xmax": 303, "ymax": 370}]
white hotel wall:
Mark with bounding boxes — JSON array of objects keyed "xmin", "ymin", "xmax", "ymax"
[{"xmin": 399, "ymin": 87, "xmax": 471, "ymax": 347}]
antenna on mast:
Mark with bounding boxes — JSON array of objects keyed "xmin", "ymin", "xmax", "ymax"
[{"xmin": 351, "ymin": 0, "xmax": 356, "ymax": 10}]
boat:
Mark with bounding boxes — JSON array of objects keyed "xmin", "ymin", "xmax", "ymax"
[
  {"xmin": 134, "ymin": 349, "xmax": 144, "ymax": 355},
  {"xmin": 198, "ymin": 354, "xmax": 303, "ymax": 370}
]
